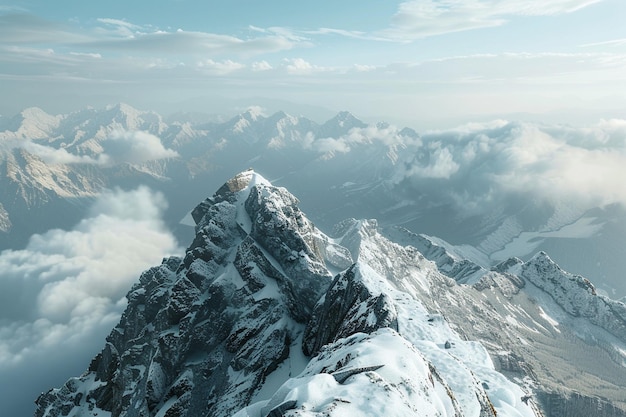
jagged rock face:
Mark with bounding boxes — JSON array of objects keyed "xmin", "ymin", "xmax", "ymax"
[
  {"xmin": 243, "ymin": 255, "xmax": 501, "ymax": 417},
  {"xmin": 33, "ymin": 171, "xmax": 626, "ymax": 417},
  {"xmin": 537, "ymin": 392, "xmax": 626, "ymax": 417},
  {"xmin": 518, "ymin": 252, "xmax": 626, "ymax": 341},
  {"xmin": 35, "ymin": 170, "xmax": 337, "ymax": 417},
  {"xmin": 303, "ymin": 264, "xmax": 399, "ymax": 356},
  {"xmin": 332, "ymin": 220, "xmax": 626, "ymax": 416},
  {"xmin": 0, "ymin": 203, "xmax": 10, "ymax": 232},
  {"xmin": 244, "ymin": 182, "xmax": 336, "ymax": 319},
  {"xmin": 385, "ymin": 226, "xmax": 488, "ymax": 284}
]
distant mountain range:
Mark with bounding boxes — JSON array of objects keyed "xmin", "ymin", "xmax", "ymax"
[{"xmin": 1, "ymin": 103, "xmax": 625, "ymax": 299}]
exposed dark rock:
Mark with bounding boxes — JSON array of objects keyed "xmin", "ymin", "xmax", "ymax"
[
  {"xmin": 537, "ymin": 391, "xmax": 626, "ymax": 417},
  {"xmin": 303, "ymin": 263, "xmax": 398, "ymax": 356},
  {"xmin": 520, "ymin": 252, "xmax": 626, "ymax": 341},
  {"xmin": 265, "ymin": 400, "xmax": 298, "ymax": 417},
  {"xmin": 33, "ymin": 171, "xmax": 626, "ymax": 417},
  {"xmin": 331, "ymin": 364, "xmax": 384, "ymax": 384},
  {"xmin": 34, "ymin": 171, "xmax": 335, "ymax": 417}
]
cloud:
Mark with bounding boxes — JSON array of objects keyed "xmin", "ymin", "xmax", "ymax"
[
  {"xmin": 311, "ymin": 137, "xmax": 352, "ymax": 155},
  {"xmin": 87, "ymin": 25, "xmax": 299, "ymax": 57},
  {"xmin": 20, "ymin": 141, "xmax": 101, "ymax": 164},
  {"xmin": 0, "ymin": 187, "xmax": 181, "ymax": 415},
  {"xmin": 99, "ymin": 130, "xmax": 179, "ymax": 165},
  {"xmin": 352, "ymin": 64, "xmax": 377, "ymax": 72},
  {"xmin": 580, "ymin": 38, "xmax": 626, "ymax": 48},
  {"xmin": 252, "ymin": 60, "xmax": 273, "ymax": 71},
  {"xmin": 0, "ymin": 13, "xmax": 87, "ymax": 44},
  {"xmin": 307, "ymin": 118, "xmax": 626, "ymax": 217},
  {"xmin": 391, "ymin": 119, "xmax": 626, "ymax": 215},
  {"xmin": 196, "ymin": 59, "xmax": 245, "ymax": 75},
  {"xmin": 96, "ymin": 17, "xmax": 145, "ymax": 38},
  {"xmin": 304, "ymin": 27, "xmax": 391, "ymax": 42},
  {"xmin": 309, "ymin": 124, "xmax": 420, "ymax": 158},
  {"xmin": 0, "ymin": 14, "xmax": 302, "ymax": 70},
  {"xmin": 2, "ymin": 129, "xmax": 178, "ymax": 166},
  {"xmin": 383, "ymin": 0, "xmax": 604, "ymax": 40},
  {"xmin": 284, "ymin": 58, "xmax": 330, "ymax": 75}
]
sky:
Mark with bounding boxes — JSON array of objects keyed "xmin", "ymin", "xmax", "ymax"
[{"xmin": 1, "ymin": 0, "xmax": 626, "ymax": 127}]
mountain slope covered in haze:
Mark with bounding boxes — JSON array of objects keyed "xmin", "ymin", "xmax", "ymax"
[
  {"xmin": 35, "ymin": 170, "xmax": 626, "ymax": 417},
  {"xmin": 2, "ymin": 104, "xmax": 626, "ymax": 298}
]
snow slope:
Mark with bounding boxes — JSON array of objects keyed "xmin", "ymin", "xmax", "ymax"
[{"xmin": 30, "ymin": 171, "xmax": 626, "ymax": 417}]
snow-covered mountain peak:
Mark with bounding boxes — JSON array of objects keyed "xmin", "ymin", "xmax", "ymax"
[
  {"xmin": 244, "ymin": 106, "xmax": 265, "ymax": 121},
  {"xmin": 100, "ymin": 102, "xmax": 165, "ymax": 132},
  {"xmin": 19, "ymin": 106, "xmax": 57, "ymax": 122},
  {"xmin": 267, "ymin": 110, "xmax": 289, "ymax": 120},
  {"xmin": 219, "ymin": 169, "xmax": 268, "ymax": 196},
  {"xmin": 35, "ymin": 171, "xmax": 341, "ymax": 417},
  {"xmin": 399, "ymin": 126, "xmax": 420, "ymax": 139},
  {"xmin": 105, "ymin": 102, "xmax": 141, "ymax": 117},
  {"xmin": 524, "ymin": 250, "xmax": 597, "ymax": 298},
  {"xmin": 496, "ymin": 251, "xmax": 626, "ymax": 344},
  {"xmin": 2, "ymin": 107, "xmax": 61, "ymax": 139},
  {"xmin": 333, "ymin": 110, "xmax": 361, "ymax": 125},
  {"xmin": 33, "ymin": 170, "xmax": 626, "ymax": 417},
  {"xmin": 319, "ymin": 111, "xmax": 367, "ymax": 137}
]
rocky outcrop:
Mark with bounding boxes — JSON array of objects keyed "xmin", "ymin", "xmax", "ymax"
[
  {"xmin": 35, "ymin": 170, "xmax": 336, "ymax": 417},
  {"xmin": 537, "ymin": 391, "xmax": 626, "ymax": 417},
  {"xmin": 303, "ymin": 263, "xmax": 399, "ymax": 356},
  {"xmin": 244, "ymin": 180, "xmax": 338, "ymax": 318},
  {"xmin": 473, "ymin": 271, "xmax": 525, "ymax": 298},
  {"xmin": 0, "ymin": 203, "xmax": 10, "ymax": 232},
  {"xmin": 520, "ymin": 252, "xmax": 626, "ymax": 341},
  {"xmin": 35, "ymin": 170, "xmax": 626, "ymax": 417},
  {"xmin": 391, "ymin": 229, "xmax": 488, "ymax": 284}
]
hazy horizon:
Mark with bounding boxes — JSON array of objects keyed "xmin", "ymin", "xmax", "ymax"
[{"xmin": 1, "ymin": 0, "xmax": 626, "ymax": 128}]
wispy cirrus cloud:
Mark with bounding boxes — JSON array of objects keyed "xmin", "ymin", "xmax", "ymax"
[
  {"xmin": 0, "ymin": 13, "xmax": 303, "ymax": 59},
  {"xmin": 0, "ymin": 13, "xmax": 88, "ymax": 44},
  {"xmin": 580, "ymin": 38, "xmax": 626, "ymax": 48},
  {"xmin": 382, "ymin": 0, "xmax": 605, "ymax": 40},
  {"xmin": 86, "ymin": 28, "xmax": 299, "ymax": 57},
  {"xmin": 249, "ymin": 0, "xmax": 605, "ymax": 43}
]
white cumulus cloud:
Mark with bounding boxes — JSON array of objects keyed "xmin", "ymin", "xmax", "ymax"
[
  {"xmin": 251, "ymin": 60, "xmax": 273, "ymax": 71},
  {"xmin": 20, "ymin": 141, "xmax": 101, "ymax": 164},
  {"xmin": 99, "ymin": 130, "xmax": 179, "ymax": 165},
  {"xmin": 196, "ymin": 59, "xmax": 245, "ymax": 75},
  {"xmin": 0, "ymin": 186, "xmax": 181, "ymax": 415},
  {"xmin": 394, "ymin": 119, "xmax": 626, "ymax": 214}
]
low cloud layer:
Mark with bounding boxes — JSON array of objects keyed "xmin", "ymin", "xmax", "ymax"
[
  {"xmin": 98, "ymin": 130, "xmax": 180, "ymax": 165},
  {"xmin": 393, "ymin": 119, "xmax": 626, "ymax": 216},
  {"xmin": 3, "ymin": 129, "xmax": 179, "ymax": 166},
  {"xmin": 315, "ymin": 118, "xmax": 626, "ymax": 218},
  {"xmin": 0, "ymin": 187, "xmax": 181, "ymax": 416}
]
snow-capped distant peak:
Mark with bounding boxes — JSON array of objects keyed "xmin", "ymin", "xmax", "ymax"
[
  {"xmin": 2, "ymin": 107, "xmax": 62, "ymax": 138},
  {"xmin": 244, "ymin": 106, "xmax": 266, "ymax": 121}
]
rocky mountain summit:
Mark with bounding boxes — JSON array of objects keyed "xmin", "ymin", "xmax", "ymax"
[{"xmin": 34, "ymin": 170, "xmax": 626, "ymax": 417}]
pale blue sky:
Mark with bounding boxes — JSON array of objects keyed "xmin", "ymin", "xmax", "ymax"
[{"xmin": 1, "ymin": 0, "xmax": 626, "ymax": 126}]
